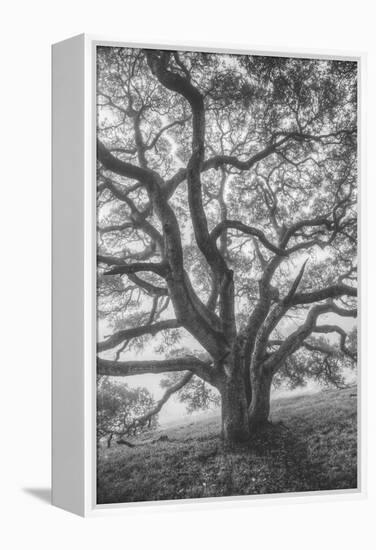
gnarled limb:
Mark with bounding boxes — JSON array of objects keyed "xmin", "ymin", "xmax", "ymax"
[
  {"xmin": 210, "ymin": 220, "xmax": 288, "ymax": 257},
  {"xmin": 97, "ymin": 356, "xmax": 216, "ymax": 385},
  {"xmin": 313, "ymin": 324, "xmax": 356, "ymax": 361},
  {"xmin": 264, "ymin": 302, "xmax": 357, "ymax": 372},
  {"xmin": 98, "ymin": 256, "xmax": 168, "ymax": 277},
  {"xmin": 146, "ymin": 50, "xmax": 237, "ymax": 344},
  {"xmin": 280, "ymin": 217, "xmax": 333, "ymax": 248},
  {"xmin": 97, "ymin": 139, "xmax": 156, "ymax": 185},
  {"xmin": 250, "ymin": 258, "xmax": 309, "ymax": 371},
  {"xmin": 290, "ymin": 284, "xmax": 357, "ymax": 306},
  {"xmin": 129, "ymin": 372, "xmax": 194, "ymax": 430}
]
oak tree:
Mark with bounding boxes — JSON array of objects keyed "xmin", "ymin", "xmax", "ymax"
[
  {"xmin": 96, "ymin": 48, "xmax": 357, "ymax": 444},
  {"xmin": 97, "ymin": 378, "xmax": 157, "ymax": 447}
]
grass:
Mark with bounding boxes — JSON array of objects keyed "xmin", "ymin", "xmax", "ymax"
[{"xmin": 97, "ymin": 386, "xmax": 358, "ymax": 504}]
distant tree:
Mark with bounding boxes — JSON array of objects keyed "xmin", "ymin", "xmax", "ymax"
[
  {"xmin": 97, "ymin": 378, "xmax": 157, "ymax": 447},
  {"xmin": 96, "ymin": 48, "xmax": 357, "ymax": 444}
]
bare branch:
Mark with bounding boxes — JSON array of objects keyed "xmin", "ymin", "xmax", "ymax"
[{"xmin": 283, "ymin": 259, "xmax": 309, "ymax": 304}]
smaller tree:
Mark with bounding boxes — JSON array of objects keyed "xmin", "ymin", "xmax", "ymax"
[
  {"xmin": 97, "ymin": 378, "xmax": 157, "ymax": 447},
  {"xmin": 160, "ymin": 371, "xmax": 221, "ymax": 413}
]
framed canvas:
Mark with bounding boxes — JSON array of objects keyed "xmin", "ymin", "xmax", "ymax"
[{"xmin": 52, "ymin": 35, "xmax": 364, "ymax": 517}]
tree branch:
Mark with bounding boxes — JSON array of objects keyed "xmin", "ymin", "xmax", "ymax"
[
  {"xmin": 283, "ymin": 259, "xmax": 309, "ymax": 304},
  {"xmin": 164, "ymin": 129, "xmax": 351, "ymax": 197},
  {"xmin": 290, "ymin": 284, "xmax": 357, "ymax": 306},
  {"xmin": 281, "ymin": 217, "xmax": 333, "ymax": 248},
  {"xmin": 97, "ymin": 356, "xmax": 215, "ymax": 383},
  {"xmin": 97, "ymin": 320, "xmax": 180, "ymax": 352},
  {"xmin": 97, "ymin": 139, "xmax": 156, "ymax": 185},
  {"xmin": 313, "ymin": 324, "xmax": 356, "ymax": 361},
  {"xmin": 126, "ymin": 274, "xmax": 168, "ymax": 296},
  {"xmin": 98, "ymin": 255, "xmax": 168, "ymax": 277},
  {"xmin": 146, "ymin": 50, "xmax": 237, "ymax": 343},
  {"xmin": 210, "ymin": 220, "xmax": 288, "ymax": 256},
  {"xmin": 129, "ymin": 372, "xmax": 194, "ymax": 430},
  {"xmin": 146, "ymin": 116, "xmax": 191, "ymax": 150},
  {"xmin": 165, "ymin": 138, "xmax": 291, "ymax": 195},
  {"xmin": 102, "ymin": 372, "xmax": 195, "ymax": 440},
  {"xmin": 264, "ymin": 301, "xmax": 357, "ymax": 372}
]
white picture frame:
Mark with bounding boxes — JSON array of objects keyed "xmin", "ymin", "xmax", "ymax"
[{"xmin": 52, "ymin": 34, "xmax": 365, "ymax": 517}]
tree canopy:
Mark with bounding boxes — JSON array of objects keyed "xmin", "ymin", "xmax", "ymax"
[{"xmin": 97, "ymin": 378, "xmax": 157, "ymax": 446}]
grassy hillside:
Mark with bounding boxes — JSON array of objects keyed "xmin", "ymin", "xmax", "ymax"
[{"xmin": 97, "ymin": 386, "xmax": 358, "ymax": 504}]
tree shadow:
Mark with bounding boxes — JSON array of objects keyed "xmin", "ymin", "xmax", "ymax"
[
  {"xmin": 23, "ymin": 487, "xmax": 51, "ymax": 504},
  {"xmin": 246, "ymin": 422, "xmax": 325, "ymax": 492}
]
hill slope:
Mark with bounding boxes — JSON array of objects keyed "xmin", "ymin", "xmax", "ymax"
[{"xmin": 97, "ymin": 386, "xmax": 358, "ymax": 504}]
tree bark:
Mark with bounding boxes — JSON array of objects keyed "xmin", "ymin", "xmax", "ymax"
[
  {"xmin": 248, "ymin": 368, "xmax": 273, "ymax": 430},
  {"xmin": 219, "ymin": 370, "xmax": 250, "ymax": 444}
]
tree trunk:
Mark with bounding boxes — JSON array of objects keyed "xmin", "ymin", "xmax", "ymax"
[
  {"xmin": 248, "ymin": 367, "xmax": 273, "ymax": 430},
  {"xmin": 220, "ymin": 372, "xmax": 250, "ymax": 444}
]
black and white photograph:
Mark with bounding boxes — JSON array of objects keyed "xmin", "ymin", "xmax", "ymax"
[
  {"xmin": 95, "ymin": 46, "xmax": 358, "ymax": 505},
  {"xmin": 4, "ymin": 0, "xmax": 376, "ymax": 544}
]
